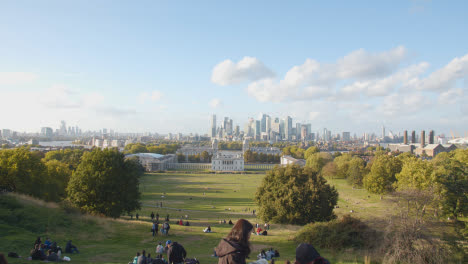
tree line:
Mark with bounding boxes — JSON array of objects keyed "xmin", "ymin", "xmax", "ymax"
[
  {"xmin": 307, "ymin": 147, "xmax": 467, "ymax": 220},
  {"xmin": 244, "ymin": 150, "xmax": 280, "ymax": 163},
  {"xmin": 177, "ymin": 151, "xmax": 212, "ymax": 163},
  {"xmin": 124, "ymin": 143, "xmax": 179, "ymax": 154},
  {"xmin": 0, "ymin": 147, "xmax": 143, "ymax": 218},
  {"xmin": 255, "ymin": 146, "xmax": 467, "ymax": 225}
]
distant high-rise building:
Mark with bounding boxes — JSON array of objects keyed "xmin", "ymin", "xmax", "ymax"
[
  {"xmin": 421, "ymin": 130, "xmax": 426, "ymax": 147},
  {"xmin": 41, "ymin": 127, "xmax": 53, "ymax": 138},
  {"xmin": 2, "ymin": 129, "xmax": 12, "ymax": 139},
  {"xmin": 271, "ymin": 121, "xmax": 280, "ymax": 135},
  {"xmin": 279, "ymin": 119, "xmax": 285, "ymax": 139},
  {"xmin": 342, "ymin": 132, "xmax": 351, "ymax": 142},
  {"xmin": 60, "ymin": 120, "xmax": 67, "ymax": 135},
  {"xmin": 210, "ymin": 115, "xmax": 216, "ymax": 138},
  {"xmin": 411, "ymin": 130, "xmax": 416, "ymax": 144},
  {"xmin": 265, "ymin": 115, "xmax": 271, "ymax": 136},
  {"xmin": 296, "ymin": 123, "xmax": 302, "ymax": 140},
  {"xmin": 255, "ymin": 120, "xmax": 261, "ymax": 137},
  {"xmin": 429, "ymin": 130, "xmax": 434, "ymax": 144},
  {"xmin": 404, "ymin": 130, "xmax": 408, "ymax": 144},
  {"xmin": 234, "ymin": 125, "xmax": 240, "ymax": 136},
  {"xmin": 301, "ymin": 125, "xmax": 308, "ymax": 141},
  {"xmin": 260, "ymin": 114, "xmax": 268, "ymax": 133},
  {"xmin": 285, "ymin": 116, "xmax": 292, "ymax": 140}
]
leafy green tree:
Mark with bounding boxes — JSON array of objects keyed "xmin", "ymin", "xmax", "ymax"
[
  {"xmin": 431, "ymin": 152, "xmax": 468, "ymax": 219},
  {"xmin": 255, "ymin": 165, "xmax": 338, "ymax": 224},
  {"xmin": 201, "ymin": 151, "xmax": 210, "ymax": 162},
  {"xmin": 306, "ymin": 152, "xmax": 333, "ymax": 173},
  {"xmin": 347, "ymin": 157, "xmax": 367, "ymax": 187},
  {"xmin": 177, "ymin": 153, "xmax": 186, "ymax": 162},
  {"xmin": 333, "ymin": 153, "xmax": 353, "ymax": 179},
  {"xmin": 395, "ymin": 157, "xmax": 433, "ymax": 191},
  {"xmin": 321, "ymin": 161, "xmax": 338, "ymax": 179},
  {"xmin": 43, "ymin": 160, "xmax": 72, "ymax": 201},
  {"xmin": 304, "ymin": 146, "xmax": 320, "ymax": 160},
  {"xmin": 43, "ymin": 149, "xmax": 86, "ymax": 170},
  {"xmin": 244, "ymin": 150, "xmax": 253, "ymax": 163},
  {"xmin": 0, "ymin": 148, "xmax": 45, "ymax": 197},
  {"xmin": 363, "ymin": 155, "xmax": 402, "ymax": 194},
  {"xmin": 125, "ymin": 143, "xmax": 147, "ymax": 154},
  {"xmin": 67, "ymin": 148, "xmax": 142, "ymax": 218}
]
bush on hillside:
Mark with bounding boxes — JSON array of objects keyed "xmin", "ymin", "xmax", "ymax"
[
  {"xmin": 294, "ymin": 215, "xmax": 378, "ymax": 250},
  {"xmin": 255, "ymin": 165, "xmax": 338, "ymax": 225}
]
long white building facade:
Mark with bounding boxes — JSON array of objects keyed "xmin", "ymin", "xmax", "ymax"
[{"xmin": 211, "ymin": 150, "xmax": 244, "ymax": 171}]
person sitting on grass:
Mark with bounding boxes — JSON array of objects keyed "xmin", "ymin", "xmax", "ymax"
[
  {"xmin": 131, "ymin": 252, "xmax": 140, "ymax": 264},
  {"xmin": 137, "ymin": 250, "xmax": 147, "ymax": 264},
  {"xmin": 184, "ymin": 221, "xmax": 190, "ymax": 226},
  {"xmin": 30, "ymin": 244, "xmax": 46, "ymax": 261},
  {"xmin": 203, "ymin": 225, "xmax": 212, "ymax": 233},
  {"xmin": 258, "ymin": 250, "xmax": 267, "ymax": 260},
  {"xmin": 65, "ymin": 240, "xmax": 79, "ymax": 254},
  {"xmin": 46, "ymin": 249, "xmax": 59, "ymax": 262},
  {"xmin": 147, "ymin": 253, "xmax": 153, "ymax": 264},
  {"xmin": 153, "ymin": 254, "xmax": 167, "ymax": 264},
  {"xmin": 44, "ymin": 237, "xmax": 52, "ymax": 249},
  {"xmin": 156, "ymin": 242, "xmax": 164, "ymax": 254},
  {"xmin": 256, "ymin": 227, "xmax": 262, "ymax": 235},
  {"xmin": 292, "ymin": 243, "xmax": 330, "ymax": 264},
  {"xmin": 34, "ymin": 237, "xmax": 42, "ymax": 247},
  {"xmin": 228, "ymin": 219, "xmax": 233, "ymax": 225}
]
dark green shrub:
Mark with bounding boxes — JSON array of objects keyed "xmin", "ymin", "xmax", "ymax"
[{"xmin": 295, "ymin": 214, "xmax": 377, "ymax": 250}]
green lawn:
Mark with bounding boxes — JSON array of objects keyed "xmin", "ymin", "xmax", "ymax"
[{"xmin": 1, "ymin": 172, "xmax": 399, "ymax": 264}]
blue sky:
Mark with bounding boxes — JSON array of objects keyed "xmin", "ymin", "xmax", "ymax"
[{"xmin": 1, "ymin": 0, "xmax": 467, "ymax": 136}]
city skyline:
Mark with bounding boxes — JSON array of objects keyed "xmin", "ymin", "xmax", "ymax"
[{"xmin": 1, "ymin": 1, "xmax": 468, "ymax": 135}]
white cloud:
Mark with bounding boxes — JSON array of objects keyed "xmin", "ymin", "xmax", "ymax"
[
  {"xmin": 243, "ymin": 46, "xmax": 409, "ymax": 102},
  {"xmin": 0, "ymin": 72, "xmax": 38, "ymax": 85},
  {"xmin": 211, "ymin": 56, "xmax": 275, "ymax": 86},
  {"xmin": 438, "ymin": 88, "xmax": 463, "ymax": 105},
  {"xmin": 309, "ymin": 111, "xmax": 320, "ymax": 120},
  {"xmin": 151, "ymin": 90, "xmax": 163, "ymax": 101},
  {"xmin": 379, "ymin": 92, "xmax": 431, "ymax": 117},
  {"xmin": 138, "ymin": 90, "xmax": 164, "ymax": 104},
  {"xmin": 336, "ymin": 46, "xmax": 407, "ymax": 79},
  {"xmin": 40, "ymin": 84, "xmax": 82, "ymax": 109},
  {"xmin": 416, "ymin": 53, "xmax": 468, "ymax": 91},
  {"xmin": 340, "ymin": 62, "xmax": 429, "ymax": 97},
  {"xmin": 209, "ymin": 98, "xmax": 223, "ymax": 108}
]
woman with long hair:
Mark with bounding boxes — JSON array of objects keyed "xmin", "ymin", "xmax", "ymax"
[{"xmin": 215, "ymin": 219, "xmax": 253, "ymax": 264}]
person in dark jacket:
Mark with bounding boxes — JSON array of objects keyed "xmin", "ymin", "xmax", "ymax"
[
  {"xmin": 46, "ymin": 250, "xmax": 59, "ymax": 262},
  {"xmin": 137, "ymin": 250, "xmax": 147, "ymax": 264},
  {"xmin": 65, "ymin": 240, "xmax": 79, "ymax": 253},
  {"xmin": 215, "ymin": 218, "xmax": 253, "ymax": 264},
  {"xmin": 167, "ymin": 242, "xmax": 187, "ymax": 264},
  {"xmin": 294, "ymin": 243, "xmax": 330, "ymax": 264}
]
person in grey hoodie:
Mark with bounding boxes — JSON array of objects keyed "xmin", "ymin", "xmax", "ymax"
[{"xmin": 215, "ymin": 219, "xmax": 254, "ymax": 264}]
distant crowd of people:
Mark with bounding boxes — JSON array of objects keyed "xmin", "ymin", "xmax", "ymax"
[
  {"xmin": 129, "ymin": 240, "xmax": 192, "ymax": 264},
  {"xmin": 214, "ymin": 219, "xmax": 329, "ymax": 264}
]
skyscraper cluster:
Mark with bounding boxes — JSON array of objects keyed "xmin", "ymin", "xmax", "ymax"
[{"xmin": 210, "ymin": 114, "xmax": 320, "ymax": 142}]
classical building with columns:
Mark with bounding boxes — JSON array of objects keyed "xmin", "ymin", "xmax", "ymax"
[{"xmin": 211, "ymin": 150, "xmax": 244, "ymax": 171}]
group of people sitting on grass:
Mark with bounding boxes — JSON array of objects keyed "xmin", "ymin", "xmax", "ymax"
[
  {"xmin": 257, "ymin": 248, "xmax": 280, "ymax": 261},
  {"xmin": 218, "ymin": 219, "xmax": 234, "ymax": 225},
  {"xmin": 215, "ymin": 219, "xmax": 329, "ymax": 264},
  {"xmin": 28, "ymin": 237, "xmax": 79, "ymax": 261},
  {"xmin": 130, "ymin": 240, "xmax": 190, "ymax": 264}
]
